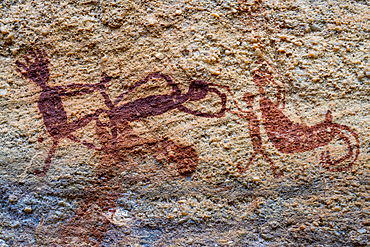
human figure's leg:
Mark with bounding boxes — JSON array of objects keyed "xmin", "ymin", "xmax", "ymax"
[{"xmin": 237, "ymin": 151, "xmax": 259, "ymax": 174}]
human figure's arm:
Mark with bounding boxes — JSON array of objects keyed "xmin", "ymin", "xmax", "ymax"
[{"xmin": 56, "ymin": 77, "xmax": 111, "ymax": 97}]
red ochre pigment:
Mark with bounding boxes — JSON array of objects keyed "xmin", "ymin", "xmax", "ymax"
[{"xmin": 16, "ymin": 49, "xmax": 226, "ymax": 176}]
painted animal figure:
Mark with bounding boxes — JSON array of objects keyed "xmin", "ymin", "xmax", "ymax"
[
  {"xmin": 16, "ymin": 49, "xmax": 108, "ymax": 176},
  {"xmin": 16, "ymin": 49, "xmax": 227, "ymax": 176},
  {"xmin": 95, "ymin": 72, "xmax": 227, "ymax": 148},
  {"xmin": 235, "ymin": 64, "xmax": 359, "ymax": 176}
]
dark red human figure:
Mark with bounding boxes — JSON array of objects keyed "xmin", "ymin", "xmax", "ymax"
[
  {"xmin": 230, "ymin": 93, "xmax": 283, "ymax": 177},
  {"xmin": 251, "ymin": 65, "xmax": 360, "ymax": 173},
  {"xmin": 16, "ymin": 49, "xmax": 107, "ymax": 176},
  {"xmin": 95, "ymin": 72, "xmax": 227, "ymax": 147},
  {"xmin": 16, "ymin": 49, "xmax": 227, "ymax": 176}
]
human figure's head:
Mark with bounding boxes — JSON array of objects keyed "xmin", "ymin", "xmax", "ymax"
[
  {"xmin": 252, "ymin": 70, "xmax": 269, "ymax": 88},
  {"xmin": 243, "ymin": 92, "xmax": 255, "ymax": 107},
  {"xmin": 187, "ymin": 80, "xmax": 209, "ymax": 101}
]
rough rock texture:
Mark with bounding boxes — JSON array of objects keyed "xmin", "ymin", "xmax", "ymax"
[{"xmin": 1, "ymin": 0, "xmax": 370, "ymax": 246}]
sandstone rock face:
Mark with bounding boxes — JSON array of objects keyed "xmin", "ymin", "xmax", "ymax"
[{"xmin": 1, "ymin": 0, "xmax": 370, "ymax": 246}]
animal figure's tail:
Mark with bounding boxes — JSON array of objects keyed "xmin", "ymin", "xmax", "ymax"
[{"xmin": 321, "ymin": 123, "xmax": 360, "ymax": 172}]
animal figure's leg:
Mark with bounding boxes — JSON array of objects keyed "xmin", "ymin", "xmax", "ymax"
[
  {"xmin": 94, "ymin": 107, "xmax": 131, "ymax": 150},
  {"xmin": 67, "ymin": 134, "xmax": 101, "ymax": 151},
  {"xmin": 237, "ymin": 150, "xmax": 282, "ymax": 177},
  {"xmin": 261, "ymin": 150, "xmax": 283, "ymax": 178},
  {"xmin": 34, "ymin": 139, "xmax": 59, "ymax": 176},
  {"xmin": 67, "ymin": 112, "xmax": 100, "ymax": 133},
  {"xmin": 237, "ymin": 151, "xmax": 258, "ymax": 174},
  {"xmin": 62, "ymin": 109, "xmax": 108, "ymax": 150}
]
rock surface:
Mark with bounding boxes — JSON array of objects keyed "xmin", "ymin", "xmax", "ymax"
[{"xmin": 1, "ymin": 0, "xmax": 370, "ymax": 246}]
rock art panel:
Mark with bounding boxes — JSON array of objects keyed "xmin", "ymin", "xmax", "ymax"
[{"xmin": 1, "ymin": 0, "xmax": 370, "ymax": 246}]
